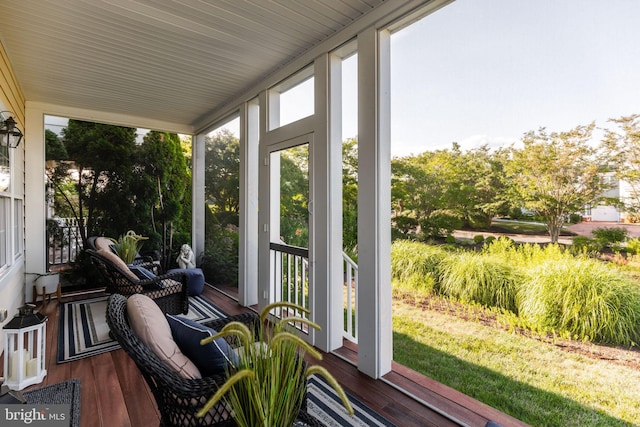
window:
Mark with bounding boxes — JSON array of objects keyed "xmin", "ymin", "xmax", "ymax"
[
  {"xmin": 0, "ymin": 144, "xmax": 9, "ymax": 192},
  {"xmin": 269, "ymin": 67, "xmax": 315, "ymax": 130},
  {"xmin": 0, "ymin": 197, "xmax": 8, "ymax": 269},
  {"xmin": 13, "ymin": 199, "xmax": 22, "ymax": 258}
]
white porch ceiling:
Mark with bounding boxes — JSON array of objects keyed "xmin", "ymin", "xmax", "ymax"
[{"xmin": 0, "ymin": 0, "xmax": 385, "ymax": 130}]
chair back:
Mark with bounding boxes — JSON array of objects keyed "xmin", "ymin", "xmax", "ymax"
[
  {"xmin": 87, "ymin": 249, "xmax": 140, "ymax": 295},
  {"xmin": 88, "ymin": 249, "xmax": 189, "ymax": 315}
]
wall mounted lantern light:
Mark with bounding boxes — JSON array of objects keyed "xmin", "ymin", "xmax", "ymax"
[{"xmin": 0, "ymin": 112, "xmax": 23, "ymax": 148}]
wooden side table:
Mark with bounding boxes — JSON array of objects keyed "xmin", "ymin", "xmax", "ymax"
[{"xmin": 32, "ymin": 282, "xmax": 61, "ymax": 305}]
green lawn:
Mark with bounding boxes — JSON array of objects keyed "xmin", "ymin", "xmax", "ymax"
[
  {"xmin": 393, "ymin": 298, "xmax": 640, "ymax": 427},
  {"xmin": 480, "ymin": 219, "xmax": 576, "ymax": 236}
]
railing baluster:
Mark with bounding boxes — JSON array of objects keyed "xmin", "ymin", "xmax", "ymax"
[{"xmin": 268, "ymin": 242, "xmax": 358, "ymax": 342}]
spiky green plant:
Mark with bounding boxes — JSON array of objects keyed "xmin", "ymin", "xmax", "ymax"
[
  {"xmin": 111, "ymin": 230, "xmax": 148, "ymax": 264},
  {"xmin": 438, "ymin": 251, "xmax": 519, "ymax": 312},
  {"xmin": 390, "ymin": 240, "xmax": 448, "ymax": 294},
  {"xmin": 519, "ymin": 259, "xmax": 640, "ymax": 345},
  {"xmin": 197, "ymin": 302, "xmax": 354, "ymax": 426}
]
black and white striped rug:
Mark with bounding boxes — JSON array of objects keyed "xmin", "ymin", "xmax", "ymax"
[
  {"xmin": 57, "ymin": 295, "xmax": 228, "ymax": 363},
  {"xmin": 307, "ymin": 374, "xmax": 396, "ymax": 427}
]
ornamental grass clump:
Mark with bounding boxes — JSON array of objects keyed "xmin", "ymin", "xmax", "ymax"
[
  {"xmin": 518, "ymin": 259, "xmax": 640, "ymax": 345},
  {"xmin": 390, "ymin": 240, "xmax": 448, "ymax": 294},
  {"xmin": 197, "ymin": 302, "xmax": 353, "ymax": 427},
  {"xmin": 111, "ymin": 230, "xmax": 148, "ymax": 264},
  {"xmin": 483, "ymin": 237, "xmax": 569, "ymax": 268},
  {"xmin": 438, "ymin": 251, "xmax": 519, "ymax": 313}
]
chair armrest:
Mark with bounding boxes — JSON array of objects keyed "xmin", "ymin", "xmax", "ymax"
[{"xmin": 132, "ymin": 259, "xmax": 164, "ymax": 275}]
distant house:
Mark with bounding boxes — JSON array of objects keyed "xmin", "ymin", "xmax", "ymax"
[{"xmin": 583, "ymin": 172, "xmax": 639, "ymax": 222}]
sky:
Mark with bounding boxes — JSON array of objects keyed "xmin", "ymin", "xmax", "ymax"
[{"xmin": 387, "ymin": 0, "xmax": 640, "ymax": 156}]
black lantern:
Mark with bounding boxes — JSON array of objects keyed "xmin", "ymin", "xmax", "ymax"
[{"xmin": 0, "ymin": 114, "xmax": 23, "ymax": 148}]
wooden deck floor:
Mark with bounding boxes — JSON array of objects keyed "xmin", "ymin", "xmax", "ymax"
[{"xmin": 1, "ymin": 285, "xmax": 528, "ymax": 427}]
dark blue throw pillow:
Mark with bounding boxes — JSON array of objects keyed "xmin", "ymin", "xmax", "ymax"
[
  {"xmin": 128, "ymin": 265, "xmax": 156, "ymax": 280},
  {"xmin": 166, "ymin": 314, "xmax": 238, "ymax": 376}
]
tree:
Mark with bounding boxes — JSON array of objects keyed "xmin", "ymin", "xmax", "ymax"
[
  {"xmin": 342, "ymin": 138, "xmax": 358, "ymax": 258},
  {"xmin": 507, "ymin": 123, "xmax": 611, "ymax": 242},
  {"xmin": 136, "ymin": 131, "xmax": 190, "ymax": 269},
  {"xmin": 391, "ymin": 147, "xmax": 464, "ymax": 239},
  {"xmin": 53, "ymin": 119, "xmax": 138, "ymax": 246},
  {"xmin": 456, "ymin": 145, "xmax": 511, "ymax": 228},
  {"xmin": 45, "ymin": 129, "xmax": 68, "ymax": 161},
  {"xmin": 278, "ymin": 145, "xmax": 309, "ymax": 247},
  {"xmin": 202, "ymin": 130, "xmax": 240, "ymax": 285},
  {"xmin": 602, "ymin": 114, "xmax": 640, "ymax": 220},
  {"xmin": 204, "ymin": 129, "xmax": 240, "ymax": 225}
]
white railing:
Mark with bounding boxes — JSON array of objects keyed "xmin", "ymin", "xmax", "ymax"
[
  {"xmin": 269, "ymin": 242, "xmax": 359, "ymax": 342},
  {"xmin": 269, "ymin": 242, "xmax": 310, "ymax": 333},
  {"xmin": 342, "ymin": 252, "xmax": 358, "ymax": 343}
]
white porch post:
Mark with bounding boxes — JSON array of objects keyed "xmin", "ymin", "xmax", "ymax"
[
  {"xmin": 192, "ymin": 133, "xmax": 205, "ymax": 260},
  {"xmin": 356, "ymin": 28, "xmax": 392, "ymax": 378},
  {"xmin": 238, "ymin": 100, "xmax": 259, "ymax": 306},
  {"xmin": 310, "ymin": 54, "xmax": 344, "ymax": 352},
  {"xmin": 24, "ymin": 105, "xmax": 47, "ymax": 303},
  {"xmin": 257, "ymin": 90, "xmax": 272, "ymax": 310}
]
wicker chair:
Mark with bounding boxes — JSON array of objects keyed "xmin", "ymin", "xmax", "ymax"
[
  {"xmin": 87, "ymin": 235, "xmax": 162, "ymax": 275},
  {"xmin": 106, "ymin": 294, "xmax": 324, "ymax": 427},
  {"xmin": 107, "ymin": 293, "xmax": 244, "ymax": 426},
  {"xmin": 88, "ymin": 249, "xmax": 188, "ymax": 315}
]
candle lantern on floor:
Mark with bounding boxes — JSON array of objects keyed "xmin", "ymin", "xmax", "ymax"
[{"xmin": 2, "ymin": 304, "xmax": 47, "ymax": 390}]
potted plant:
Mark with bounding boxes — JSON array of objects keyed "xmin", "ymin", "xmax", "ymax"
[
  {"xmin": 197, "ymin": 302, "xmax": 354, "ymax": 427},
  {"xmin": 111, "ymin": 230, "xmax": 148, "ymax": 264}
]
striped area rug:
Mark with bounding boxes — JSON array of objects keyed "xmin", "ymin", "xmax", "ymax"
[
  {"xmin": 57, "ymin": 295, "xmax": 228, "ymax": 363},
  {"xmin": 307, "ymin": 374, "xmax": 397, "ymax": 427}
]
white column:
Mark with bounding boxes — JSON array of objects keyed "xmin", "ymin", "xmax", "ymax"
[
  {"xmin": 257, "ymin": 91, "xmax": 271, "ymax": 310},
  {"xmin": 310, "ymin": 54, "xmax": 344, "ymax": 352},
  {"xmin": 356, "ymin": 28, "xmax": 392, "ymax": 378},
  {"xmin": 192, "ymin": 133, "xmax": 205, "ymax": 259},
  {"xmin": 24, "ymin": 105, "xmax": 46, "ymax": 303},
  {"xmin": 238, "ymin": 100, "xmax": 259, "ymax": 306}
]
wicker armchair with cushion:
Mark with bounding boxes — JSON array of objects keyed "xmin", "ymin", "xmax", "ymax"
[
  {"xmin": 88, "ymin": 248, "xmax": 188, "ymax": 315},
  {"xmin": 107, "ymin": 293, "xmax": 251, "ymax": 426},
  {"xmin": 106, "ymin": 293, "xmax": 324, "ymax": 427},
  {"xmin": 87, "ymin": 235, "xmax": 162, "ymax": 275}
]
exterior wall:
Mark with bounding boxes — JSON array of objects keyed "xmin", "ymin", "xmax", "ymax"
[{"xmin": 0, "ymin": 39, "xmax": 26, "ymax": 357}]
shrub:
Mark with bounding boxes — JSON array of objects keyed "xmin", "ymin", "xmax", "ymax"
[
  {"xmin": 509, "ymin": 207, "xmax": 524, "ymax": 220},
  {"xmin": 592, "ymin": 227, "xmax": 629, "ymax": 246},
  {"xmin": 201, "ymin": 224, "xmax": 239, "ymax": 286},
  {"xmin": 626, "ymin": 238, "xmax": 640, "ymax": 255},
  {"xmin": 418, "ymin": 210, "xmax": 464, "ymax": 240},
  {"xmin": 473, "ymin": 235, "xmax": 485, "ymax": 244},
  {"xmin": 570, "ymin": 236, "xmax": 600, "ymax": 255},
  {"xmin": 518, "ymin": 259, "xmax": 640, "ymax": 345},
  {"xmin": 484, "ymin": 236, "xmax": 496, "ymax": 246},
  {"xmin": 568, "ymin": 213, "xmax": 582, "ymax": 224},
  {"xmin": 438, "ymin": 251, "xmax": 519, "ymax": 312},
  {"xmin": 444, "ymin": 234, "xmax": 457, "ymax": 244}
]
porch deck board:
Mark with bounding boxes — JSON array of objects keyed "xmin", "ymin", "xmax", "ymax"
[{"xmin": 0, "ymin": 285, "xmax": 527, "ymax": 427}]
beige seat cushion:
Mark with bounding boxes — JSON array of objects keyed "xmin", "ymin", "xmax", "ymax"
[
  {"xmin": 97, "ymin": 248, "xmax": 139, "ymax": 282},
  {"xmin": 94, "ymin": 236, "xmax": 115, "ymax": 251},
  {"xmin": 127, "ymin": 294, "xmax": 201, "ymax": 379}
]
